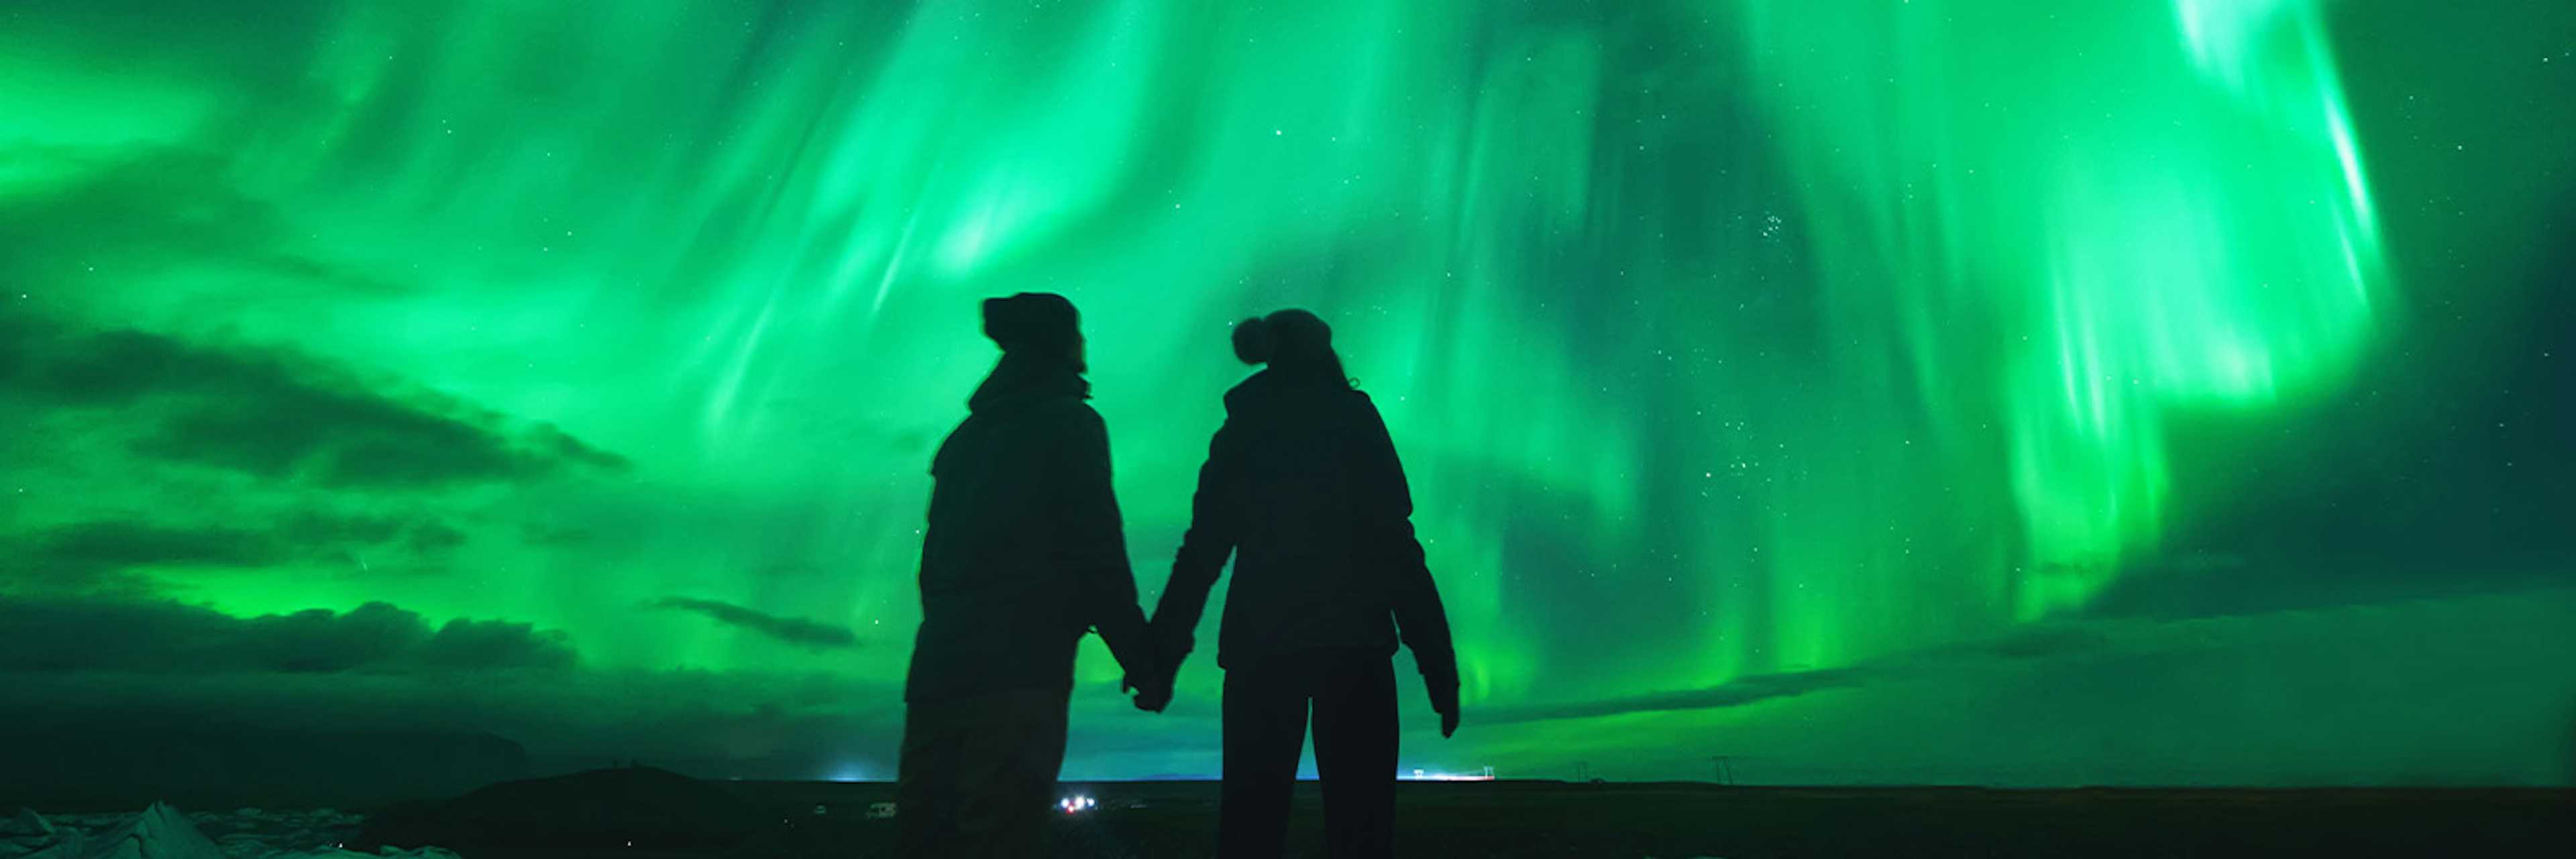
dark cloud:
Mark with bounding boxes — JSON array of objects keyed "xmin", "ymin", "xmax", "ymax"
[
  {"xmin": 0, "ymin": 666, "xmax": 910, "ymax": 787},
  {"xmin": 647, "ymin": 597, "xmax": 859, "ymax": 650},
  {"xmin": 2078, "ymin": 550, "xmax": 2576, "ymax": 621},
  {"xmin": 1477, "ymin": 665, "xmax": 1884, "ymax": 725},
  {"xmin": 1968, "ymin": 625, "xmax": 2116, "ymax": 660},
  {"xmin": 411, "ymin": 613, "xmax": 576, "ymax": 671},
  {"xmin": 0, "ymin": 310, "xmax": 626, "ymax": 487},
  {"xmin": 0, "ymin": 597, "xmax": 574, "ymax": 673},
  {"xmin": 1477, "ymin": 622, "xmax": 2119, "ymax": 725},
  {"xmin": 276, "ymin": 510, "xmax": 469, "ymax": 555},
  {"xmin": 522, "ymin": 423, "xmax": 629, "ymax": 472},
  {"xmin": 27, "ymin": 520, "xmax": 283, "ymax": 569},
  {"xmin": 0, "ymin": 144, "xmax": 410, "ymax": 295},
  {"xmin": 407, "ymin": 521, "xmax": 470, "ymax": 552},
  {"xmin": 276, "ymin": 511, "xmax": 412, "ymax": 545},
  {"xmin": 5, "ymin": 521, "xmax": 286, "ymax": 591},
  {"xmin": 5, "ymin": 513, "xmax": 474, "ymax": 593},
  {"xmin": 517, "ymin": 520, "xmax": 598, "ymax": 546}
]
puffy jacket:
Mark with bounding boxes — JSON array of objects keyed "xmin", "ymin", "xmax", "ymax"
[
  {"xmin": 905, "ymin": 354, "xmax": 1154, "ymax": 703},
  {"xmin": 1151, "ymin": 369, "xmax": 1460, "ymax": 713}
]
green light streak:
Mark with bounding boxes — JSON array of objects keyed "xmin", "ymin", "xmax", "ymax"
[
  {"xmin": 0, "ymin": 0, "xmax": 2427, "ymax": 746},
  {"xmin": 1739, "ymin": 0, "xmax": 2387, "ymax": 621}
]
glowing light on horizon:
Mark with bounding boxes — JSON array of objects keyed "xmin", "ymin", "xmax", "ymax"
[{"xmin": 1404, "ymin": 766, "xmax": 1499, "ymax": 782}]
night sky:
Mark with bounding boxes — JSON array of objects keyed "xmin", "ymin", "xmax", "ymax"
[{"xmin": 3, "ymin": 0, "xmax": 2572, "ymax": 787}]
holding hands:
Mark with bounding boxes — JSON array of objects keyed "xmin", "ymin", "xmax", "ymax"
[
  {"xmin": 1124, "ymin": 670, "xmax": 1173, "ymax": 713},
  {"xmin": 1124, "ymin": 615, "xmax": 1191, "ymax": 713}
]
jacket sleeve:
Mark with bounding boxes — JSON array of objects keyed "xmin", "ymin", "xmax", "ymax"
[
  {"xmin": 1350, "ymin": 397, "xmax": 1460, "ymax": 714},
  {"xmin": 1150, "ymin": 415, "xmax": 1242, "ymax": 667},
  {"xmin": 1058, "ymin": 406, "xmax": 1155, "ymax": 680}
]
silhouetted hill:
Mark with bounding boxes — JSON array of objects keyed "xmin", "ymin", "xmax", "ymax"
[{"xmin": 354, "ymin": 766, "xmax": 762, "ymax": 854}]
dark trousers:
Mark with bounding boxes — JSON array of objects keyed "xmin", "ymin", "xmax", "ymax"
[
  {"xmin": 894, "ymin": 687, "xmax": 1070, "ymax": 859},
  {"xmin": 1220, "ymin": 648, "xmax": 1399, "ymax": 859}
]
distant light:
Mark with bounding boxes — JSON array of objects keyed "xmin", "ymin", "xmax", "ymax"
[{"xmin": 1399, "ymin": 767, "xmax": 1497, "ymax": 782}]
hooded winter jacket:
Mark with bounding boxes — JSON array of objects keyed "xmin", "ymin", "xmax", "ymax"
[
  {"xmin": 905, "ymin": 354, "xmax": 1155, "ymax": 703},
  {"xmin": 1151, "ymin": 369, "xmax": 1460, "ymax": 713}
]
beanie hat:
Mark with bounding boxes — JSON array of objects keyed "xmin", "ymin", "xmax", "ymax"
[{"xmin": 981, "ymin": 293, "xmax": 1079, "ymax": 356}]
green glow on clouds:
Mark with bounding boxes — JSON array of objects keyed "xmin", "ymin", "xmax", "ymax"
[{"xmin": 2, "ymin": 0, "xmax": 2570, "ymax": 785}]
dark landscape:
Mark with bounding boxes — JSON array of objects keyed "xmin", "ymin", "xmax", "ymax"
[
  {"xmin": 725, "ymin": 780, "xmax": 2576, "ymax": 859},
  {"xmin": 21, "ymin": 768, "xmax": 2559, "ymax": 859}
]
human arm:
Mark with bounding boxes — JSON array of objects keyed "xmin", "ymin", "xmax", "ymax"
[
  {"xmin": 1057, "ymin": 407, "xmax": 1159, "ymax": 691},
  {"xmin": 1350, "ymin": 397, "xmax": 1460, "ymax": 732},
  {"xmin": 1147, "ymin": 415, "xmax": 1243, "ymax": 680}
]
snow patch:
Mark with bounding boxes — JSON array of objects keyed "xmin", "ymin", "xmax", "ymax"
[{"xmin": 5, "ymin": 807, "xmax": 452, "ymax": 859}]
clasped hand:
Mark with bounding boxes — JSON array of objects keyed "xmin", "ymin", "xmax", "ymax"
[{"xmin": 1122, "ymin": 669, "xmax": 1173, "ymax": 713}]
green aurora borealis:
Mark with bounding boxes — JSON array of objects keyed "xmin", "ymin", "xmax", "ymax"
[{"xmin": 3, "ymin": 0, "xmax": 2573, "ymax": 785}]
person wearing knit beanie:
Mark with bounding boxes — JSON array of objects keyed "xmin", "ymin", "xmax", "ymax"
[
  {"xmin": 980, "ymin": 292, "xmax": 1084, "ymax": 370},
  {"xmin": 897, "ymin": 293, "xmax": 1165, "ymax": 858}
]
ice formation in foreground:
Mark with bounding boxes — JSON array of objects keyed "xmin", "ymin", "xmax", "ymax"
[{"xmin": 0, "ymin": 805, "xmax": 455, "ymax": 859}]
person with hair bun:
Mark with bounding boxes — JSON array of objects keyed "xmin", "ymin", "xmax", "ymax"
[
  {"xmin": 896, "ymin": 293, "xmax": 1167, "ymax": 858},
  {"xmin": 1146, "ymin": 308, "xmax": 1461, "ymax": 859}
]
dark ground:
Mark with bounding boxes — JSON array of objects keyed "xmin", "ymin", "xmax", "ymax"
[
  {"xmin": 521, "ymin": 780, "xmax": 2570, "ymax": 858},
  {"xmin": 14, "ymin": 775, "xmax": 2570, "ymax": 858}
]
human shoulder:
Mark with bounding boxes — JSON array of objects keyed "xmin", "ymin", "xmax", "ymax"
[
  {"xmin": 1038, "ymin": 399, "xmax": 1108, "ymax": 445},
  {"xmin": 1220, "ymin": 375, "xmax": 1263, "ymax": 413},
  {"xmin": 1342, "ymin": 387, "xmax": 1384, "ymax": 419}
]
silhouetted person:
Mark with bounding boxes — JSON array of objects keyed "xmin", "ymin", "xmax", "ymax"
[
  {"xmin": 896, "ymin": 293, "xmax": 1167, "ymax": 859},
  {"xmin": 1147, "ymin": 309, "xmax": 1460, "ymax": 859}
]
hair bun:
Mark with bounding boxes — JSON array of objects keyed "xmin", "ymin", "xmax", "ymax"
[{"xmin": 1232, "ymin": 316, "xmax": 1274, "ymax": 365}]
